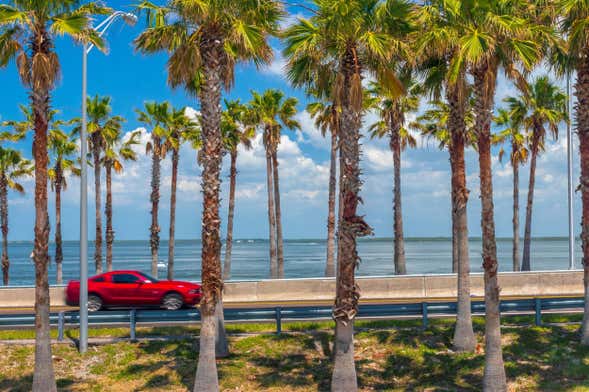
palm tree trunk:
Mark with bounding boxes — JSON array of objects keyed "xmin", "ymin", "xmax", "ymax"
[
  {"xmin": 512, "ymin": 154, "xmax": 520, "ymax": 272},
  {"xmin": 332, "ymin": 47, "xmax": 372, "ymax": 392},
  {"xmin": 150, "ymin": 138, "xmax": 161, "ymax": 277},
  {"xmin": 446, "ymin": 79, "xmax": 475, "ymax": 352},
  {"xmin": 272, "ymin": 152, "xmax": 284, "ymax": 278},
  {"xmin": 576, "ymin": 56, "xmax": 589, "ymax": 345},
  {"xmin": 390, "ymin": 116, "xmax": 406, "ymax": 275},
  {"xmin": 105, "ymin": 160, "xmax": 114, "ymax": 272},
  {"xmin": 325, "ymin": 130, "xmax": 337, "ymax": 277},
  {"xmin": 522, "ymin": 133, "xmax": 539, "ymax": 271},
  {"xmin": 266, "ymin": 149, "xmax": 278, "ymax": 278},
  {"xmin": 1, "ymin": 174, "xmax": 8, "ymax": 286},
  {"xmin": 92, "ymin": 135, "xmax": 102, "ymax": 274},
  {"xmin": 55, "ymin": 162, "xmax": 63, "ymax": 284},
  {"xmin": 168, "ymin": 149, "xmax": 179, "ymax": 281},
  {"xmin": 193, "ymin": 31, "xmax": 225, "ymax": 392},
  {"xmin": 31, "ymin": 32, "xmax": 57, "ymax": 389},
  {"xmin": 223, "ymin": 150, "xmax": 238, "ymax": 281},
  {"xmin": 474, "ymin": 64, "xmax": 507, "ymax": 391}
]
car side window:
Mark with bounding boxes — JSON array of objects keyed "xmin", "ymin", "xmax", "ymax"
[{"xmin": 112, "ymin": 274, "xmax": 140, "ymax": 284}]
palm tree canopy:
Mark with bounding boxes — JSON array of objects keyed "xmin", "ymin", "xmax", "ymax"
[
  {"xmin": 222, "ymin": 99, "xmax": 253, "ymax": 153},
  {"xmin": 48, "ymin": 128, "xmax": 79, "ymax": 190},
  {"xmin": 0, "ymin": 146, "xmax": 32, "ymax": 194},
  {"xmin": 1, "ymin": 104, "xmax": 58, "ymax": 141},
  {"xmin": 494, "ymin": 107, "xmax": 529, "ymax": 165}
]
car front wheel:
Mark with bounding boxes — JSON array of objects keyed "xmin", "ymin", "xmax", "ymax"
[
  {"xmin": 88, "ymin": 294, "xmax": 103, "ymax": 312},
  {"xmin": 162, "ymin": 293, "xmax": 183, "ymax": 311}
]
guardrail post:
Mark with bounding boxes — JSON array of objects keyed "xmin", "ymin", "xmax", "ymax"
[
  {"xmin": 57, "ymin": 311, "xmax": 64, "ymax": 342},
  {"xmin": 275, "ymin": 307, "xmax": 282, "ymax": 335},
  {"xmin": 130, "ymin": 309, "xmax": 137, "ymax": 341},
  {"xmin": 422, "ymin": 302, "xmax": 428, "ymax": 329},
  {"xmin": 535, "ymin": 298, "xmax": 542, "ymax": 326}
]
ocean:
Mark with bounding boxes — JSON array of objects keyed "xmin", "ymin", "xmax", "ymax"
[{"xmin": 2, "ymin": 237, "xmax": 582, "ymax": 286}]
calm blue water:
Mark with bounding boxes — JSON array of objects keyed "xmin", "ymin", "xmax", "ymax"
[{"xmin": 2, "ymin": 237, "xmax": 582, "ymax": 286}]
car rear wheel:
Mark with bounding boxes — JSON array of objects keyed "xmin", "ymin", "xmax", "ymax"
[
  {"xmin": 88, "ymin": 294, "xmax": 102, "ymax": 312},
  {"xmin": 162, "ymin": 293, "xmax": 183, "ymax": 311}
]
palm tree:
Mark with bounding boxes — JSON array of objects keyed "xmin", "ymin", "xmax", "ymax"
[
  {"xmin": 368, "ymin": 78, "xmax": 418, "ymax": 275},
  {"xmin": 0, "ymin": 147, "xmax": 32, "ymax": 285},
  {"xmin": 247, "ymin": 89, "xmax": 300, "ymax": 279},
  {"xmin": 103, "ymin": 129, "xmax": 140, "ymax": 272},
  {"xmin": 48, "ymin": 129, "xmax": 79, "ymax": 284},
  {"xmin": 221, "ymin": 99, "xmax": 252, "ymax": 281},
  {"xmin": 494, "ymin": 107, "xmax": 528, "ymax": 272},
  {"xmin": 509, "ymin": 77, "xmax": 567, "ymax": 271},
  {"xmin": 0, "ymin": 1, "xmax": 107, "ymax": 389},
  {"xmin": 135, "ymin": 1, "xmax": 282, "ymax": 388},
  {"xmin": 137, "ymin": 101, "xmax": 170, "ymax": 278},
  {"xmin": 560, "ymin": 0, "xmax": 589, "ymax": 346},
  {"xmin": 283, "ymin": 0, "xmax": 409, "ymax": 389}
]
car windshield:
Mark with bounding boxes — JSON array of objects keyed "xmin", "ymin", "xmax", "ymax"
[{"xmin": 138, "ymin": 272, "xmax": 159, "ymax": 283}]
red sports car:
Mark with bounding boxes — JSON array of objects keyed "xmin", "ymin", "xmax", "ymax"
[{"xmin": 66, "ymin": 270, "xmax": 202, "ymax": 311}]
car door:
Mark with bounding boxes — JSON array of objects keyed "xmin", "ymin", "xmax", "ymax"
[{"xmin": 110, "ymin": 273, "xmax": 143, "ymax": 305}]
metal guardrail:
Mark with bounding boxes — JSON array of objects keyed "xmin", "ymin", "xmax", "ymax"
[{"xmin": 0, "ymin": 296, "xmax": 584, "ymax": 341}]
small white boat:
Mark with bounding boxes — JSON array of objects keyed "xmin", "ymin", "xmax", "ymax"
[{"xmin": 157, "ymin": 261, "xmax": 167, "ymax": 269}]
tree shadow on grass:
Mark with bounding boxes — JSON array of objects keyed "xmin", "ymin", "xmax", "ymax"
[{"xmin": 0, "ymin": 375, "xmax": 33, "ymax": 392}]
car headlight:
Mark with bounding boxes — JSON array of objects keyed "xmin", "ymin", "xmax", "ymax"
[{"xmin": 189, "ymin": 288, "xmax": 201, "ymax": 294}]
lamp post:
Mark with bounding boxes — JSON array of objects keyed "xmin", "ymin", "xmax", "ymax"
[
  {"xmin": 79, "ymin": 11, "xmax": 137, "ymax": 354},
  {"xmin": 567, "ymin": 72, "xmax": 575, "ymax": 271}
]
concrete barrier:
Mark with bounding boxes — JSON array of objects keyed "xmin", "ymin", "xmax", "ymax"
[{"xmin": 0, "ymin": 270, "xmax": 584, "ymax": 308}]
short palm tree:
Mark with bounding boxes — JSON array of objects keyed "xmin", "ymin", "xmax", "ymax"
[
  {"xmin": 103, "ymin": 129, "xmax": 141, "ymax": 272},
  {"xmin": 247, "ymin": 89, "xmax": 300, "ymax": 279},
  {"xmin": 368, "ymin": 78, "xmax": 419, "ymax": 275},
  {"xmin": 221, "ymin": 99, "xmax": 253, "ymax": 281},
  {"xmin": 283, "ymin": 0, "xmax": 410, "ymax": 388},
  {"xmin": 0, "ymin": 1, "xmax": 107, "ymax": 388},
  {"xmin": 49, "ymin": 129, "xmax": 79, "ymax": 284},
  {"xmin": 494, "ymin": 106, "xmax": 528, "ymax": 272},
  {"xmin": 0, "ymin": 147, "xmax": 32, "ymax": 285},
  {"xmin": 510, "ymin": 77, "xmax": 567, "ymax": 271}
]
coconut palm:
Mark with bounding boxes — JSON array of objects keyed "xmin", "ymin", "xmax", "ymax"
[
  {"xmin": 103, "ymin": 129, "xmax": 141, "ymax": 272},
  {"xmin": 0, "ymin": 1, "xmax": 107, "ymax": 389},
  {"xmin": 0, "ymin": 147, "xmax": 32, "ymax": 285},
  {"xmin": 221, "ymin": 99, "xmax": 252, "ymax": 281},
  {"xmin": 48, "ymin": 129, "xmax": 79, "ymax": 284},
  {"xmin": 368, "ymin": 78, "xmax": 419, "ymax": 275},
  {"xmin": 135, "ymin": 1, "xmax": 282, "ymax": 387},
  {"xmin": 510, "ymin": 77, "xmax": 567, "ymax": 271},
  {"xmin": 247, "ymin": 89, "xmax": 300, "ymax": 279},
  {"xmin": 283, "ymin": 0, "xmax": 410, "ymax": 388},
  {"xmin": 560, "ymin": 0, "xmax": 589, "ymax": 346},
  {"xmin": 494, "ymin": 106, "xmax": 528, "ymax": 272}
]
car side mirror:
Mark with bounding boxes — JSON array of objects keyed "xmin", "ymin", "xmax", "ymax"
[{"xmin": 143, "ymin": 280, "xmax": 151, "ymax": 284}]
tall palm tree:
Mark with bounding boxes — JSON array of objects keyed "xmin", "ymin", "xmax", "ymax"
[
  {"xmin": 221, "ymin": 99, "xmax": 252, "ymax": 281},
  {"xmin": 509, "ymin": 77, "xmax": 567, "ymax": 271},
  {"xmin": 162, "ymin": 107, "xmax": 200, "ymax": 280},
  {"xmin": 307, "ymin": 97, "xmax": 339, "ymax": 277},
  {"xmin": 368, "ymin": 78, "xmax": 418, "ymax": 275},
  {"xmin": 560, "ymin": 0, "xmax": 589, "ymax": 346},
  {"xmin": 284, "ymin": 0, "xmax": 409, "ymax": 389},
  {"xmin": 494, "ymin": 106, "xmax": 528, "ymax": 272},
  {"xmin": 103, "ymin": 129, "xmax": 140, "ymax": 272},
  {"xmin": 247, "ymin": 89, "xmax": 300, "ymax": 279},
  {"xmin": 0, "ymin": 1, "xmax": 107, "ymax": 389},
  {"xmin": 137, "ymin": 101, "xmax": 170, "ymax": 277},
  {"xmin": 48, "ymin": 129, "xmax": 79, "ymax": 284},
  {"xmin": 135, "ymin": 1, "xmax": 282, "ymax": 388},
  {"xmin": 0, "ymin": 147, "xmax": 32, "ymax": 285}
]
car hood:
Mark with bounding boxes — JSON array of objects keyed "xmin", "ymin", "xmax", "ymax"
[{"xmin": 157, "ymin": 280, "xmax": 200, "ymax": 288}]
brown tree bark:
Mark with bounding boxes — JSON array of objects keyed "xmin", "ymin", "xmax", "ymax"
[
  {"xmin": 223, "ymin": 150, "xmax": 237, "ymax": 281},
  {"xmin": 105, "ymin": 160, "xmax": 114, "ymax": 272},
  {"xmin": 55, "ymin": 161, "xmax": 63, "ymax": 283},
  {"xmin": 474, "ymin": 63, "xmax": 507, "ymax": 391},
  {"xmin": 168, "ymin": 148, "xmax": 179, "ymax": 280},
  {"xmin": 325, "ymin": 129, "xmax": 337, "ymax": 277},
  {"xmin": 390, "ymin": 108, "xmax": 406, "ymax": 275},
  {"xmin": 272, "ymin": 152, "xmax": 284, "ymax": 278},
  {"xmin": 512, "ymin": 151, "xmax": 520, "ymax": 272},
  {"xmin": 150, "ymin": 137, "xmax": 161, "ymax": 277},
  {"xmin": 265, "ymin": 148, "xmax": 278, "ymax": 278},
  {"xmin": 450, "ymin": 154, "xmax": 458, "ymax": 274},
  {"xmin": 193, "ymin": 30, "xmax": 225, "ymax": 391},
  {"xmin": 1, "ymin": 174, "xmax": 8, "ymax": 285},
  {"xmin": 522, "ymin": 132, "xmax": 540, "ymax": 271},
  {"xmin": 92, "ymin": 133, "xmax": 102, "ymax": 274}
]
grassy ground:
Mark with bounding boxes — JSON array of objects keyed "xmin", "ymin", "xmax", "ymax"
[{"xmin": 0, "ymin": 315, "xmax": 588, "ymax": 391}]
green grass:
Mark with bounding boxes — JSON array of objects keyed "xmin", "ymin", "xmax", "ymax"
[{"xmin": 0, "ymin": 316, "xmax": 588, "ymax": 391}]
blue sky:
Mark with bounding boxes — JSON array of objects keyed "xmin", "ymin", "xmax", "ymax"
[{"xmin": 0, "ymin": 1, "xmax": 580, "ymax": 241}]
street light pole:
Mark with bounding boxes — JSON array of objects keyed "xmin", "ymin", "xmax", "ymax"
[
  {"xmin": 567, "ymin": 72, "xmax": 575, "ymax": 270},
  {"xmin": 79, "ymin": 11, "xmax": 137, "ymax": 354}
]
